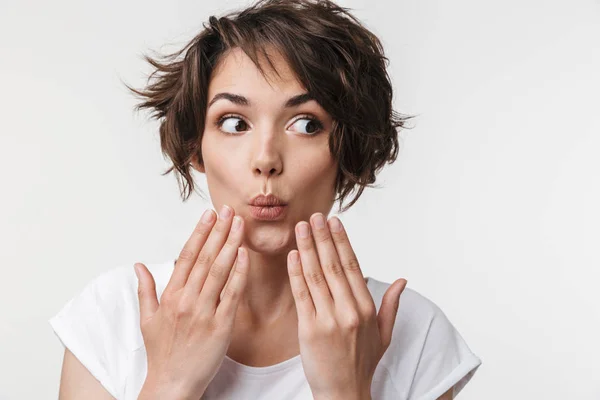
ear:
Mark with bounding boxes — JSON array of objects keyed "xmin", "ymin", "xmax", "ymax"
[{"xmin": 190, "ymin": 154, "xmax": 206, "ymax": 174}]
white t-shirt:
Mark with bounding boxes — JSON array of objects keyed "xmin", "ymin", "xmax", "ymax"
[{"xmin": 49, "ymin": 259, "xmax": 482, "ymax": 400}]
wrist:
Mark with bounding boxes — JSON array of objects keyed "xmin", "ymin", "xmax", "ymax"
[
  {"xmin": 138, "ymin": 375, "xmax": 203, "ymax": 400},
  {"xmin": 314, "ymin": 390, "xmax": 371, "ymax": 400}
]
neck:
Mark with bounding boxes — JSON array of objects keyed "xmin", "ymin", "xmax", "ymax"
[
  {"xmin": 229, "ymin": 246, "xmax": 298, "ymax": 330},
  {"xmin": 174, "ymin": 243, "xmax": 298, "ymax": 329}
]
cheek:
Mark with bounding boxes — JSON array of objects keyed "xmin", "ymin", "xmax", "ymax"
[
  {"xmin": 202, "ymin": 136, "xmax": 244, "ymax": 188},
  {"xmin": 292, "ymin": 146, "xmax": 338, "ymax": 188}
]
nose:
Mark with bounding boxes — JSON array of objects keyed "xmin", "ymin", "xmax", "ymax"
[{"xmin": 251, "ymin": 128, "xmax": 283, "ymax": 178}]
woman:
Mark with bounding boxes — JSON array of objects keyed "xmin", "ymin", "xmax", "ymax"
[{"xmin": 49, "ymin": 0, "xmax": 482, "ymax": 399}]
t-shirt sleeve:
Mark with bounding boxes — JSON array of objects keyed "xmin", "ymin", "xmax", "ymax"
[
  {"xmin": 48, "ymin": 268, "xmax": 127, "ymax": 399},
  {"xmin": 407, "ymin": 303, "xmax": 482, "ymax": 400}
]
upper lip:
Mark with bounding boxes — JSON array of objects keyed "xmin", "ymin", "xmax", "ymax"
[{"xmin": 249, "ymin": 194, "xmax": 287, "ymax": 206}]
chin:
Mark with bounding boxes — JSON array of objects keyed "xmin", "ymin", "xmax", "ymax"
[{"xmin": 244, "ymin": 226, "xmax": 294, "ymax": 255}]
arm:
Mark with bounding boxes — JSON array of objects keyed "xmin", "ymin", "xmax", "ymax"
[
  {"xmin": 58, "ymin": 348, "xmax": 116, "ymax": 400},
  {"xmin": 437, "ymin": 386, "xmax": 454, "ymax": 400}
]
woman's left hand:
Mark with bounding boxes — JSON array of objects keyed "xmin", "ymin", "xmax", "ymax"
[{"xmin": 287, "ymin": 213, "xmax": 408, "ymax": 400}]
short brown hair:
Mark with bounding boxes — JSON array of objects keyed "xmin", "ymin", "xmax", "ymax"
[{"xmin": 125, "ymin": 0, "xmax": 413, "ymax": 213}]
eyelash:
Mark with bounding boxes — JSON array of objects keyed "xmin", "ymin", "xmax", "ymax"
[{"xmin": 214, "ymin": 113, "xmax": 324, "ymax": 136}]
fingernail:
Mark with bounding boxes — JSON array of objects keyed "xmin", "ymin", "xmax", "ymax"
[
  {"xmin": 313, "ymin": 214, "xmax": 325, "ymax": 229},
  {"xmin": 201, "ymin": 209, "xmax": 214, "ymax": 224},
  {"xmin": 220, "ymin": 205, "xmax": 232, "ymax": 219},
  {"xmin": 232, "ymin": 216, "xmax": 242, "ymax": 232},
  {"xmin": 297, "ymin": 223, "xmax": 309, "ymax": 238},
  {"xmin": 328, "ymin": 216, "xmax": 343, "ymax": 232},
  {"xmin": 290, "ymin": 251, "xmax": 299, "ymax": 264}
]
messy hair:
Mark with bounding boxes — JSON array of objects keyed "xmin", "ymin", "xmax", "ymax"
[{"xmin": 125, "ymin": 0, "xmax": 414, "ymax": 213}]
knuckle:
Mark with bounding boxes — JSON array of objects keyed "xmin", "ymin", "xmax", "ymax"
[
  {"xmin": 288, "ymin": 266, "xmax": 303, "ymax": 278},
  {"xmin": 174, "ymin": 301, "xmax": 194, "ymax": 319},
  {"xmin": 362, "ymin": 303, "xmax": 377, "ymax": 320},
  {"xmin": 313, "ymin": 233, "xmax": 330, "ymax": 244},
  {"xmin": 192, "ymin": 224, "xmax": 210, "ymax": 237},
  {"xmin": 306, "ymin": 271, "xmax": 326, "ymax": 286},
  {"xmin": 207, "ymin": 318, "xmax": 228, "ymax": 335},
  {"xmin": 212, "ymin": 317, "xmax": 232, "ymax": 335},
  {"xmin": 208, "ymin": 261, "xmax": 227, "ymax": 279},
  {"xmin": 342, "ymin": 257, "xmax": 361, "ymax": 273},
  {"xmin": 298, "ymin": 239, "xmax": 314, "ymax": 251},
  {"xmin": 214, "ymin": 221, "xmax": 228, "ymax": 234},
  {"xmin": 323, "ymin": 262, "xmax": 344, "ymax": 276},
  {"xmin": 178, "ymin": 249, "xmax": 195, "ymax": 261},
  {"xmin": 222, "ymin": 285, "xmax": 238, "ymax": 301},
  {"xmin": 332, "ymin": 230, "xmax": 348, "ymax": 242},
  {"xmin": 295, "ymin": 288, "xmax": 311, "ymax": 302},
  {"xmin": 194, "ymin": 311, "xmax": 216, "ymax": 330},
  {"xmin": 233, "ymin": 262, "xmax": 247, "ymax": 276},
  {"xmin": 225, "ymin": 234, "xmax": 237, "ymax": 247},
  {"xmin": 192, "ymin": 304, "xmax": 211, "ymax": 321},
  {"xmin": 343, "ymin": 312, "xmax": 361, "ymax": 330},
  {"xmin": 223, "ymin": 237, "xmax": 238, "ymax": 252},
  {"xmin": 320, "ymin": 318, "xmax": 337, "ymax": 334},
  {"xmin": 196, "ymin": 252, "xmax": 212, "ymax": 267}
]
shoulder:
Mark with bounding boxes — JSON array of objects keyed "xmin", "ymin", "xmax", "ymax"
[
  {"xmin": 49, "ymin": 259, "xmax": 175, "ymax": 358},
  {"xmin": 48, "ymin": 259, "xmax": 174, "ymax": 398},
  {"xmin": 88, "ymin": 259, "xmax": 175, "ymax": 351},
  {"xmin": 365, "ymin": 277, "xmax": 482, "ymax": 399}
]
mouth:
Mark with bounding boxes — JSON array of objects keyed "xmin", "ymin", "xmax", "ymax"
[
  {"xmin": 248, "ymin": 193, "xmax": 288, "ymax": 221},
  {"xmin": 248, "ymin": 204, "xmax": 287, "ymax": 220},
  {"xmin": 249, "ymin": 193, "xmax": 287, "ymax": 206}
]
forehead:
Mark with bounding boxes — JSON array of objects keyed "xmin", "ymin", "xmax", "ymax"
[{"xmin": 207, "ymin": 47, "xmax": 306, "ymax": 97}]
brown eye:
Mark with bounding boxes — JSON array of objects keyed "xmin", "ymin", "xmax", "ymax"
[
  {"xmin": 289, "ymin": 117, "xmax": 323, "ymax": 135},
  {"xmin": 218, "ymin": 116, "xmax": 249, "ymax": 134}
]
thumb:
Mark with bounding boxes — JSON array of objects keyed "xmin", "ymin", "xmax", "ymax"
[
  {"xmin": 377, "ymin": 278, "xmax": 408, "ymax": 349},
  {"xmin": 134, "ymin": 263, "xmax": 159, "ymax": 324}
]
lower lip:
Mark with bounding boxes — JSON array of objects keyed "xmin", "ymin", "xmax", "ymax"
[{"xmin": 249, "ymin": 205, "xmax": 287, "ymax": 220}]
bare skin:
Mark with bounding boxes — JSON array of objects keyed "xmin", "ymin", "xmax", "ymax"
[
  {"xmin": 56, "ymin": 46, "xmax": 455, "ymax": 400},
  {"xmin": 191, "ymin": 46, "xmax": 339, "ymax": 366}
]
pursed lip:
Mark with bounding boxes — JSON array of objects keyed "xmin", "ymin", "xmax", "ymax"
[{"xmin": 248, "ymin": 193, "xmax": 287, "ymax": 206}]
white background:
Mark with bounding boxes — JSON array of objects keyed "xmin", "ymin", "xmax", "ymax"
[{"xmin": 1, "ymin": 0, "xmax": 599, "ymax": 398}]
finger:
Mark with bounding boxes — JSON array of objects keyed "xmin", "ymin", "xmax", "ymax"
[
  {"xmin": 218, "ymin": 253, "xmax": 239, "ymax": 303},
  {"xmin": 134, "ymin": 263, "xmax": 158, "ymax": 324},
  {"xmin": 164, "ymin": 208, "xmax": 216, "ymax": 294},
  {"xmin": 377, "ymin": 279, "xmax": 407, "ymax": 348},
  {"xmin": 184, "ymin": 205, "xmax": 234, "ymax": 299},
  {"xmin": 287, "ymin": 250, "xmax": 315, "ymax": 319},
  {"xmin": 199, "ymin": 214, "xmax": 246, "ymax": 307},
  {"xmin": 295, "ymin": 221, "xmax": 334, "ymax": 314},
  {"xmin": 309, "ymin": 213, "xmax": 356, "ymax": 307},
  {"xmin": 327, "ymin": 216, "xmax": 373, "ymax": 308},
  {"xmin": 183, "ymin": 205, "xmax": 235, "ymax": 298},
  {"xmin": 215, "ymin": 247, "xmax": 250, "ymax": 323}
]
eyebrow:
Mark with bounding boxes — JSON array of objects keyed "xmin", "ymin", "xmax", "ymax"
[{"xmin": 207, "ymin": 92, "xmax": 315, "ymax": 109}]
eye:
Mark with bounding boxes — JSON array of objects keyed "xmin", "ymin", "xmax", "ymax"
[
  {"xmin": 216, "ymin": 115, "xmax": 249, "ymax": 134},
  {"xmin": 288, "ymin": 116, "xmax": 324, "ymax": 135}
]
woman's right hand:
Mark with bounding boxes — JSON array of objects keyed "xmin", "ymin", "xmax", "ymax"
[{"xmin": 134, "ymin": 205, "xmax": 248, "ymax": 399}]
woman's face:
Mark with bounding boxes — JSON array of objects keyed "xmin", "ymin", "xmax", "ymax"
[{"xmin": 193, "ymin": 47, "xmax": 339, "ymax": 255}]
